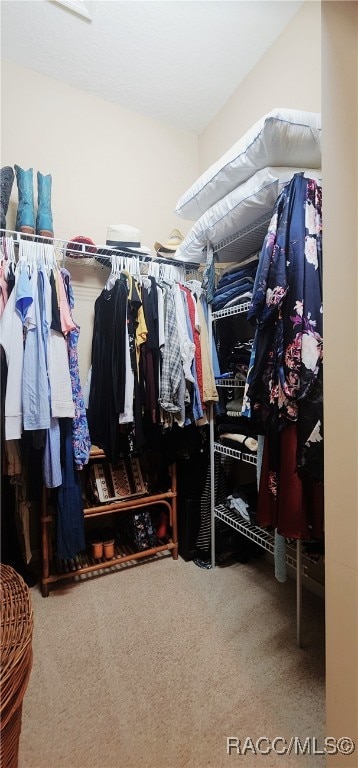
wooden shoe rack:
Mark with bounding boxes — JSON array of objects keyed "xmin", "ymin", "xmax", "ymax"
[{"xmin": 40, "ymin": 448, "xmax": 178, "ymax": 597}]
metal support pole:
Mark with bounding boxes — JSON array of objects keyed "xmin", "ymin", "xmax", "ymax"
[
  {"xmin": 296, "ymin": 539, "xmax": 302, "ymax": 648},
  {"xmin": 208, "ymin": 302, "xmax": 216, "ymax": 568},
  {"xmin": 209, "ymin": 403, "xmax": 216, "ymax": 568}
]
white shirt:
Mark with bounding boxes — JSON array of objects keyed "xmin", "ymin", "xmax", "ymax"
[
  {"xmin": 173, "ymin": 283, "xmax": 195, "ymax": 384},
  {"xmin": 0, "ymin": 276, "xmax": 24, "ymax": 439}
]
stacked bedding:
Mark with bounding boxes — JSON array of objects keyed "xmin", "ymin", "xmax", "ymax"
[
  {"xmin": 212, "ymin": 253, "xmax": 259, "ymax": 311},
  {"xmin": 173, "ymin": 108, "xmax": 322, "ymax": 264}
]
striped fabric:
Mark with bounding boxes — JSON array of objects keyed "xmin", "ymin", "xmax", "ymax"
[{"xmin": 196, "ymin": 453, "xmax": 229, "ymax": 551}]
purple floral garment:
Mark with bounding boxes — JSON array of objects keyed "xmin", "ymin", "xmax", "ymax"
[
  {"xmin": 245, "ymin": 173, "xmax": 323, "ymax": 486},
  {"xmin": 60, "ymin": 269, "xmax": 91, "ymax": 469}
]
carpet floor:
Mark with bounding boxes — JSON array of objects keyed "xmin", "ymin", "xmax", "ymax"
[{"xmin": 19, "ymin": 555, "xmax": 325, "ymax": 768}]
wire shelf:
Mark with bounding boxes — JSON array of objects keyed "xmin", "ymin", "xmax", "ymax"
[
  {"xmin": 213, "ymin": 213, "xmax": 270, "ymax": 264},
  {"xmin": 212, "ymin": 302, "xmax": 251, "ymax": 320},
  {"xmin": 1, "ymin": 229, "xmax": 199, "ymax": 272},
  {"xmin": 214, "ymin": 441, "xmax": 257, "ymax": 465},
  {"xmin": 214, "ymin": 505, "xmax": 299, "ymax": 569},
  {"xmin": 215, "ymin": 378, "xmax": 245, "ymax": 388}
]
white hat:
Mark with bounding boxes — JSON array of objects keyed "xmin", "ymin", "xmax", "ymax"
[{"xmin": 106, "ymin": 224, "xmax": 151, "ymax": 255}]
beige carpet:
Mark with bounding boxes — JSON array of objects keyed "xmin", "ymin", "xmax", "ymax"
[{"xmin": 19, "ymin": 556, "xmax": 325, "ymax": 768}]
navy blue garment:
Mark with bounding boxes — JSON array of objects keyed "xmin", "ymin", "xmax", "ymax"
[
  {"xmin": 212, "ymin": 281, "xmax": 254, "ymax": 311},
  {"xmin": 212, "ymin": 260, "xmax": 258, "ymax": 311},
  {"xmin": 216, "ymin": 263, "xmax": 258, "ymax": 289},
  {"xmin": 214, "ymin": 277, "xmax": 253, "ymax": 297},
  {"xmin": 57, "ymin": 418, "xmax": 85, "ymax": 559},
  {"xmin": 246, "ymin": 173, "xmax": 323, "ymax": 485}
]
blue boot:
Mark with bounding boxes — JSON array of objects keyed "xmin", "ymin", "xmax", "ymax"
[
  {"xmin": 36, "ymin": 171, "xmax": 53, "ymax": 237},
  {"xmin": 14, "ymin": 164, "xmax": 35, "ymax": 234},
  {"xmin": 0, "ymin": 166, "xmax": 15, "ymax": 230}
]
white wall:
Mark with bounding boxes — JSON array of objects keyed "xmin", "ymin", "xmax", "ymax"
[
  {"xmin": 199, "ymin": 0, "xmax": 321, "ymax": 171},
  {"xmin": 322, "ymin": 2, "xmax": 358, "ymax": 763},
  {"xmin": 1, "ymin": 59, "xmax": 198, "ymax": 379},
  {"xmin": 1, "ymin": 59, "xmax": 198, "ymax": 249}
]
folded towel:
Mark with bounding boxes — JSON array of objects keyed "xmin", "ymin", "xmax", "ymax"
[{"xmin": 220, "ymin": 433, "xmax": 258, "ymax": 453}]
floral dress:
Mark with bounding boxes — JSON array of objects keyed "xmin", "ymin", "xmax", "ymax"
[
  {"xmin": 60, "ymin": 269, "xmax": 91, "ymax": 470},
  {"xmin": 245, "ymin": 173, "xmax": 323, "ymax": 498}
]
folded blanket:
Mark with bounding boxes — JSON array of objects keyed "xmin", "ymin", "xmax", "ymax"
[
  {"xmin": 219, "ymin": 433, "xmax": 258, "ymax": 453},
  {"xmin": 225, "ymin": 398, "xmax": 243, "ymax": 413}
]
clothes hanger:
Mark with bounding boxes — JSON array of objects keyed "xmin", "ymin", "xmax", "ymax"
[
  {"xmin": 124, "ymin": 256, "xmax": 130, "ymax": 274},
  {"xmin": 105, "ymin": 254, "xmax": 116, "ymax": 289},
  {"xmin": 43, "ymin": 243, "xmax": 57, "ymax": 275},
  {"xmin": 105, "ymin": 253, "xmax": 125, "ymax": 290},
  {"xmin": 147, "ymin": 260, "xmax": 160, "ymax": 279},
  {"xmin": 27, "ymin": 240, "xmax": 40, "ymax": 275},
  {"xmin": 16, "ymin": 238, "xmax": 29, "ymax": 274},
  {"xmin": 0, "ymin": 237, "xmax": 5, "ymax": 267},
  {"xmin": 185, "ymin": 278, "xmax": 202, "ymax": 297},
  {"xmin": 1, "ymin": 236, "xmax": 16, "ymax": 278}
]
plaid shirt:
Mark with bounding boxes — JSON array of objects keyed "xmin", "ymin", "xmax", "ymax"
[{"xmin": 159, "ymin": 286, "xmax": 183, "ymax": 414}]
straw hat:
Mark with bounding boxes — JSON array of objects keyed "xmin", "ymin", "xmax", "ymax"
[{"xmin": 154, "ymin": 229, "xmax": 184, "ymax": 254}]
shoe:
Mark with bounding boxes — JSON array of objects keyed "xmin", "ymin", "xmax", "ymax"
[
  {"xmin": 90, "ymin": 529, "xmax": 103, "ymax": 559},
  {"xmin": 155, "ymin": 510, "xmax": 169, "ymax": 539},
  {"xmin": 0, "ymin": 166, "xmax": 14, "ymax": 230},
  {"xmin": 36, "ymin": 171, "xmax": 53, "ymax": 237},
  {"xmin": 102, "ymin": 528, "xmax": 115, "ymax": 560},
  {"xmin": 14, "ymin": 164, "xmax": 35, "ymax": 234}
]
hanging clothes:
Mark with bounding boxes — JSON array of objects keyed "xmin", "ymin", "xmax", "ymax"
[
  {"xmin": 87, "ymin": 276, "xmax": 128, "ymax": 462},
  {"xmin": 0, "ymin": 263, "xmax": 8, "ymax": 316},
  {"xmin": 257, "ymin": 422, "xmax": 324, "ymax": 539},
  {"xmin": 85, "ymin": 260, "xmax": 215, "ymax": 455},
  {"xmin": 244, "ymin": 173, "xmax": 323, "ymax": 538},
  {"xmin": 158, "ymin": 283, "xmax": 185, "ymax": 418},
  {"xmin": 196, "ymin": 452, "xmax": 229, "ymax": 552},
  {"xmin": 179, "ymin": 287, "xmax": 203, "ymax": 423},
  {"xmin": 127, "ymin": 276, "xmax": 146, "ymax": 452},
  {"xmin": 141, "ymin": 276, "xmax": 160, "ymax": 424},
  {"xmin": 0, "ymin": 269, "xmax": 25, "ymax": 440},
  {"xmin": 6, "ymin": 262, "xmax": 16, "ymax": 298},
  {"xmin": 246, "ymin": 174, "xmax": 323, "ymax": 473},
  {"xmin": 43, "ymin": 417, "xmax": 62, "ymax": 488},
  {"xmin": 56, "ymin": 418, "xmax": 85, "ymax": 559},
  {"xmin": 196, "ymin": 297, "xmax": 219, "ymax": 404},
  {"xmin": 22, "ymin": 264, "xmax": 52, "ymax": 431},
  {"xmin": 183, "ymin": 286, "xmax": 204, "ymax": 410},
  {"xmin": 60, "ymin": 268, "xmax": 91, "ymax": 470},
  {"xmin": 0, "ymin": 261, "xmax": 22, "ymax": 476}
]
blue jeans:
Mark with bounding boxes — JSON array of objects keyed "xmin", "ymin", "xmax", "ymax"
[{"xmin": 56, "ymin": 418, "xmax": 85, "ymax": 559}]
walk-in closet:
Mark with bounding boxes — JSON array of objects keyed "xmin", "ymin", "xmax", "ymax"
[{"xmin": 0, "ymin": 2, "xmax": 357, "ymax": 768}]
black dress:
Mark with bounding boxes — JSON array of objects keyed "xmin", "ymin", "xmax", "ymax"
[{"xmin": 87, "ymin": 277, "xmax": 128, "ymax": 462}]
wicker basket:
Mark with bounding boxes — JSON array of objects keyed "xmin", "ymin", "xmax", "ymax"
[{"xmin": 0, "ymin": 565, "xmax": 34, "ymax": 768}]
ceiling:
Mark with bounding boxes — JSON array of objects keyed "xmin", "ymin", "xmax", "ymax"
[{"xmin": 1, "ymin": 0, "xmax": 302, "ymax": 134}]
